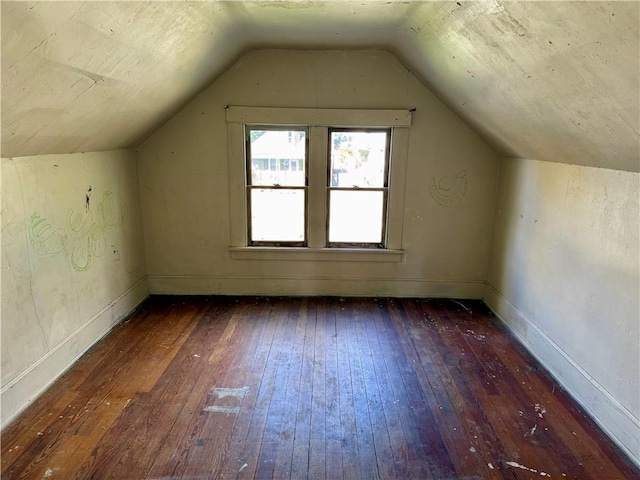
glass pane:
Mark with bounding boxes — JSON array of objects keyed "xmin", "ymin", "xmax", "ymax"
[
  {"xmin": 249, "ymin": 129, "xmax": 306, "ymax": 187},
  {"xmin": 329, "ymin": 190, "xmax": 384, "ymax": 243},
  {"xmin": 330, "ymin": 130, "xmax": 388, "ymax": 188},
  {"xmin": 250, "ymin": 189, "xmax": 305, "ymax": 242}
]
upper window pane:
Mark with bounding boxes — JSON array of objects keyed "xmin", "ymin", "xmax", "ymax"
[
  {"xmin": 329, "ymin": 129, "xmax": 389, "ymax": 188},
  {"xmin": 248, "ymin": 128, "xmax": 306, "ymax": 187}
]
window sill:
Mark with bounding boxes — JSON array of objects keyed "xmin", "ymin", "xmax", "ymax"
[{"xmin": 229, "ymin": 247, "xmax": 404, "ymax": 262}]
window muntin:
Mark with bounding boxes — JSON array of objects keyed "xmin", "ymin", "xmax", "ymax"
[
  {"xmin": 245, "ymin": 126, "xmax": 308, "ymax": 246},
  {"xmin": 327, "ymin": 128, "xmax": 391, "ymax": 247}
]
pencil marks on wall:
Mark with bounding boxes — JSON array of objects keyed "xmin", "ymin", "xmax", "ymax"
[
  {"xmin": 429, "ymin": 169, "xmax": 468, "ymax": 207},
  {"xmin": 27, "ymin": 189, "xmax": 128, "ymax": 271},
  {"xmin": 1, "ymin": 204, "xmax": 22, "ymax": 247}
]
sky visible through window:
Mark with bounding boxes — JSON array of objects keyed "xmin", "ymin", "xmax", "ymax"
[
  {"xmin": 247, "ymin": 128, "xmax": 388, "ymax": 245},
  {"xmin": 329, "ymin": 130, "xmax": 388, "ymax": 244}
]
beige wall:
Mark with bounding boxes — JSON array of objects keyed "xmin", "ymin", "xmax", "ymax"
[
  {"xmin": 1, "ymin": 150, "xmax": 148, "ymax": 426},
  {"xmin": 137, "ymin": 49, "xmax": 499, "ymax": 296},
  {"xmin": 1, "ymin": 48, "xmax": 636, "ymax": 466},
  {"xmin": 485, "ymin": 157, "xmax": 639, "ymax": 463}
]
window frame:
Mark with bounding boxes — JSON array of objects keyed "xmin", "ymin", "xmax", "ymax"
[
  {"xmin": 226, "ymin": 107, "xmax": 411, "ymax": 262},
  {"xmin": 245, "ymin": 125, "xmax": 309, "ymax": 247},
  {"xmin": 326, "ymin": 127, "xmax": 391, "ymax": 249}
]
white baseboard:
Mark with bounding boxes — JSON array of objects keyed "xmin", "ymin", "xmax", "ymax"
[
  {"xmin": 1, "ymin": 277, "xmax": 149, "ymax": 429},
  {"xmin": 148, "ymin": 274, "xmax": 485, "ymax": 298},
  {"xmin": 483, "ymin": 283, "xmax": 640, "ymax": 468}
]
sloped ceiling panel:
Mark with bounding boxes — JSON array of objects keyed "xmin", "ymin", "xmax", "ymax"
[
  {"xmin": 395, "ymin": 1, "xmax": 639, "ymax": 172},
  {"xmin": 1, "ymin": 1, "xmax": 243, "ymax": 157},
  {"xmin": 2, "ymin": 1, "xmax": 638, "ymax": 172}
]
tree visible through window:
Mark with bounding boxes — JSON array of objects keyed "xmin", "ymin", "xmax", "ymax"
[
  {"xmin": 327, "ymin": 128, "xmax": 390, "ymax": 247},
  {"xmin": 228, "ymin": 106, "xmax": 411, "ymax": 256},
  {"xmin": 245, "ymin": 125, "xmax": 391, "ymax": 248}
]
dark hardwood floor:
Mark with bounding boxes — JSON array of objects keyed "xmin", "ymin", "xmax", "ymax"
[{"xmin": 2, "ymin": 296, "xmax": 638, "ymax": 479}]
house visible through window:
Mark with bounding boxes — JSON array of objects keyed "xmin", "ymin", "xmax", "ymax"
[
  {"xmin": 227, "ymin": 107, "xmax": 411, "ymax": 260},
  {"xmin": 246, "ymin": 126, "xmax": 391, "ymax": 248},
  {"xmin": 246, "ymin": 126, "xmax": 308, "ymax": 246}
]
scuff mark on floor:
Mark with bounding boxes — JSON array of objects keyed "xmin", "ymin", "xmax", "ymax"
[
  {"xmin": 213, "ymin": 386, "xmax": 249, "ymax": 399},
  {"xmin": 505, "ymin": 460, "xmax": 551, "ymax": 477},
  {"xmin": 203, "ymin": 405, "xmax": 240, "ymax": 414}
]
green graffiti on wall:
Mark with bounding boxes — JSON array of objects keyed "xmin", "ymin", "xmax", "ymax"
[
  {"xmin": 67, "ymin": 191, "xmax": 128, "ymax": 271},
  {"xmin": 28, "ymin": 213, "xmax": 68, "ymax": 255},
  {"xmin": 28, "ymin": 190, "xmax": 128, "ymax": 272}
]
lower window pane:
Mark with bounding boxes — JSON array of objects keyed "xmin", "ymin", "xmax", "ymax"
[
  {"xmin": 329, "ymin": 190, "xmax": 384, "ymax": 244},
  {"xmin": 250, "ymin": 189, "xmax": 305, "ymax": 242}
]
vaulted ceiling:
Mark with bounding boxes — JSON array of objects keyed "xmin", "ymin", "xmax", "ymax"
[{"xmin": 2, "ymin": 1, "xmax": 638, "ymax": 171}]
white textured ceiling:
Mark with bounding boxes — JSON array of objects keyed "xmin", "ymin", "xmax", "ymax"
[{"xmin": 2, "ymin": 1, "xmax": 638, "ymax": 171}]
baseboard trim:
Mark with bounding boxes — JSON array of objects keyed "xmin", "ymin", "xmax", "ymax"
[
  {"xmin": 483, "ymin": 283, "xmax": 640, "ymax": 468},
  {"xmin": 1, "ymin": 277, "xmax": 150, "ymax": 429},
  {"xmin": 147, "ymin": 274, "xmax": 485, "ymax": 298}
]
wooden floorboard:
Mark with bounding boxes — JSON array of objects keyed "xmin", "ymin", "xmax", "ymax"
[{"xmin": 2, "ymin": 296, "xmax": 638, "ymax": 480}]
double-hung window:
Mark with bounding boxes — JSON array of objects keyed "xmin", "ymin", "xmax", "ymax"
[
  {"xmin": 327, "ymin": 128, "xmax": 390, "ymax": 247},
  {"xmin": 246, "ymin": 126, "xmax": 308, "ymax": 246},
  {"xmin": 227, "ymin": 107, "xmax": 411, "ymax": 261}
]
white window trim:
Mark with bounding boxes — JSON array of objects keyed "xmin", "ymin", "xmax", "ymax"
[{"xmin": 226, "ymin": 106, "xmax": 411, "ymax": 262}]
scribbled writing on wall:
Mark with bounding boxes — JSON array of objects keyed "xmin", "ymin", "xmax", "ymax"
[
  {"xmin": 28, "ymin": 190, "xmax": 128, "ymax": 272},
  {"xmin": 429, "ymin": 169, "xmax": 468, "ymax": 207},
  {"xmin": 28, "ymin": 214, "xmax": 68, "ymax": 255}
]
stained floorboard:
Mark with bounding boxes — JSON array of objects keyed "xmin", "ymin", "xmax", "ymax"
[{"xmin": 2, "ymin": 296, "xmax": 638, "ymax": 480}]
